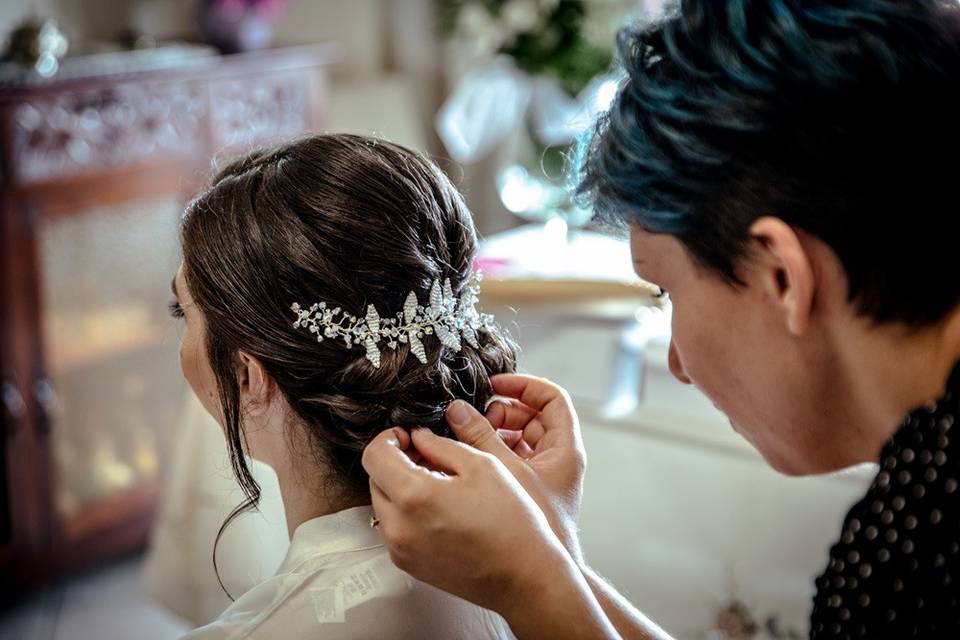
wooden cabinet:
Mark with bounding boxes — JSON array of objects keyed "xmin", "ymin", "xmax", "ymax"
[{"xmin": 0, "ymin": 45, "xmax": 333, "ymax": 602}]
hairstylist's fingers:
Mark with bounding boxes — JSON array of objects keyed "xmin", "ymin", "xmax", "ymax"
[
  {"xmin": 486, "ymin": 398, "xmax": 539, "ymax": 431},
  {"xmin": 391, "ymin": 426, "xmax": 413, "ymax": 451},
  {"xmin": 497, "ymin": 428, "xmax": 524, "ymax": 449},
  {"xmin": 490, "ymin": 374, "xmax": 569, "ymax": 413},
  {"xmin": 370, "ymin": 478, "xmax": 392, "ymax": 505},
  {"xmin": 513, "ymin": 438, "xmax": 536, "ymax": 460},
  {"xmin": 409, "ymin": 427, "xmax": 489, "ymax": 475},
  {"xmin": 493, "ymin": 427, "xmax": 536, "ymax": 459},
  {"xmin": 485, "ymin": 400, "xmax": 508, "ymax": 430},
  {"xmin": 406, "ymin": 443, "xmax": 425, "ymax": 466},
  {"xmin": 369, "ymin": 480, "xmax": 402, "ymax": 541},
  {"xmin": 486, "ymin": 399, "xmax": 547, "ymax": 453},
  {"xmin": 446, "ymin": 400, "xmax": 517, "ymax": 463},
  {"xmin": 362, "ymin": 428, "xmax": 427, "ymax": 497},
  {"xmin": 490, "ymin": 374, "xmax": 578, "ymax": 441},
  {"xmin": 521, "ymin": 420, "xmax": 546, "ymax": 449}
]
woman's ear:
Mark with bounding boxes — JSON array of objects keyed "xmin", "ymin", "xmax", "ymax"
[
  {"xmin": 748, "ymin": 216, "xmax": 816, "ymax": 337},
  {"xmin": 236, "ymin": 351, "xmax": 274, "ymax": 414}
]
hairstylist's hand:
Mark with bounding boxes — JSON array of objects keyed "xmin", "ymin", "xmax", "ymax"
[
  {"xmin": 361, "ymin": 428, "xmax": 615, "ymax": 639},
  {"xmin": 475, "ymin": 374, "xmax": 587, "ymax": 562}
]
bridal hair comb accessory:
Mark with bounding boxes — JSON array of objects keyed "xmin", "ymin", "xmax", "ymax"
[{"xmin": 290, "ymin": 271, "xmax": 495, "ymax": 369}]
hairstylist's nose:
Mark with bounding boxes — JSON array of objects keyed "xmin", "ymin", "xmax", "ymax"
[{"xmin": 668, "ymin": 339, "xmax": 692, "ymax": 385}]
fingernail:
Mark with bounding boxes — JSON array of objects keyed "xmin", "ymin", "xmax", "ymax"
[{"xmin": 446, "ymin": 400, "xmax": 471, "ymax": 427}]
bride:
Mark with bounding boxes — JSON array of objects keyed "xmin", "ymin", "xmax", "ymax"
[{"xmin": 173, "ymin": 134, "xmax": 518, "ymax": 638}]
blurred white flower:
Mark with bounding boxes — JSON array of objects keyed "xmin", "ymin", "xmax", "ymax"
[
  {"xmin": 436, "ymin": 58, "xmax": 533, "ymax": 163},
  {"xmin": 583, "ymin": 0, "xmax": 645, "ymax": 49},
  {"xmin": 458, "ymin": 3, "xmax": 491, "ymax": 33},
  {"xmin": 502, "ymin": 0, "xmax": 542, "ymax": 33},
  {"xmin": 529, "ymin": 73, "xmax": 620, "ymax": 146},
  {"xmin": 498, "ymin": 165, "xmax": 555, "ymax": 213},
  {"xmin": 458, "ymin": 4, "xmax": 507, "ymax": 56}
]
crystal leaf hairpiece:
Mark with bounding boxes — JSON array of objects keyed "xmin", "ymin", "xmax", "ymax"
[{"xmin": 290, "ymin": 271, "xmax": 495, "ymax": 369}]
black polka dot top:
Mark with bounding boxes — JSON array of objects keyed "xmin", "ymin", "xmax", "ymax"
[{"xmin": 810, "ymin": 368, "xmax": 960, "ymax": 639}]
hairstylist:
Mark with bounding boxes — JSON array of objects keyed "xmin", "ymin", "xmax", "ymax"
[{"xmin": 362, "ymin": 1, "xmax": 960, "ymax": 637}]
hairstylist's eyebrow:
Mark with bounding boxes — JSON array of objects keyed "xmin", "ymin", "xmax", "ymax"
[{"xmin": 171, "ymin": 275, "xmax": 180, "ymax": 301}]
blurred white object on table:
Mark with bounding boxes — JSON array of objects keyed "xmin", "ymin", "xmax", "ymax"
[{"xmin": 477, "ymin": 223, "xmax": 663, "ymax": 320}]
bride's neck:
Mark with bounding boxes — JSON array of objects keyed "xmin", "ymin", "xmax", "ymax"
[
  {"xmin": 273, "ymin": 457, "xmax": 370, "ymax": 538},
  {"xmin": 247, "ymin": 408, "xmax": 370, "ymax": 537}
]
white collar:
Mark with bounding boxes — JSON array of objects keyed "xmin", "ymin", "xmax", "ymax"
[{"xmin": 278, "ymin": 505, "xmax": 383, "ymax": 574}]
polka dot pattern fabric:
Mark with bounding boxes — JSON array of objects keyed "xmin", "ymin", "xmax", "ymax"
[{"xmin": 811, "ymin": 375, "xmax": 960, "ymax": 638}]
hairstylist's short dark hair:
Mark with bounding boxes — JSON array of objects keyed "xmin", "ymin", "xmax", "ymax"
[{"xmin": 577, "ymin": 0, "xmax": 960, "ymax": 324}]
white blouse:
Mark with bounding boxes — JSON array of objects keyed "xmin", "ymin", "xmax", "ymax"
[{"xmin": 181, "ymin": 505, "xmax": 516, "ymax": 639}]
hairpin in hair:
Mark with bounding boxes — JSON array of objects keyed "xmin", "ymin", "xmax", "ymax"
[{"xmin": 290, "ymin": 271, "xmax": 495, "ymax": 368}]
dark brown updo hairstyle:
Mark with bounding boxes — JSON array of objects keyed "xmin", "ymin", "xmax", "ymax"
[{"xmin": 179, "ymin": 134, "xmax": 517, "ymax": 584}]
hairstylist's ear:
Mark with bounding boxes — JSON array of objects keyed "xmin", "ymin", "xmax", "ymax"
[
  {"xmin": 237, "ymin": 351, "xmax": 273, "ymax": 414},
  {"xmin": 748, "ymin": 217, "xmax": 816, "ymax": 337}
]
